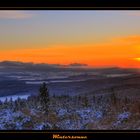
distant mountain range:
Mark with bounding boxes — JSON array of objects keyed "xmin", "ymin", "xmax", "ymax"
[
  {"xmin": 0, "ymin": 61, "xmax": 88, "ymax": 68},
  {"xmin": 0, "ymin": 61, "xmax": 139, "ymax": 73}
]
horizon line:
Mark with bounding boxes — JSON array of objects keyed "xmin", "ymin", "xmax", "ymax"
[{"xmin": 0, "ymin": 60, "xmax": 139, "ymax": 69}]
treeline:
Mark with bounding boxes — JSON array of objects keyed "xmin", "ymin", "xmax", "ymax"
[
  {"xmin": 0, "ymin": 82, "xmax": 50, "ymax": 113},
  {"xmin": 1, "ymin": 82, "xmax": 140, "ymax": 118},
  {"xmin": 1, "ymin": 82, "xmax": 140, "ymax": 130}
]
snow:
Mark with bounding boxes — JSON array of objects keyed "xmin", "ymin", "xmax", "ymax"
[
  {"xmin": 11, "ymin": 112, "xmax": 32, "ymax": 129},
  {"xmin": 49, "ymin": 79, "xmax": 94, "ymax": 83},
  {"xmin": 76, "ymin": 108, "xmax": 103, "ymax": 120},
  {"xmin": 57, "ymin": 109, "xmax": 68, "ymax": 116},
  {"xmin": 113, "ymin": 112, "xmax": 131, "ymax": 127},
  {"xmin": 76, "ymin": 108, "xmax": 91, "ymax": 120},
  {"xmin": 0, "ymin": 94, "xmax": 30, "ymax": 102},
  {"xmin": 19, "ymin": 78, "xmax": 41, "ymax": 81},
  {"xmin": 0, "ymin": 109, "xmax": 15, "ymax": 129},
  {"xmin": 57, "ymin": 119, "xmax": 76, "ymax": 130},
  {"xmin": 0, "ymin": 124, "xmax": 5, "ymax": 129},
  {"xmin": 0, "ymin": 109, "xmax": 13, "ymax": 122},
  {"xmin": 106, "ymin": 74, "xmax": 131, "ymax": 78},
  {"xmin": 25, "ymin": 79, "xmax": 94, "ymax": 85},
  {"xmin": 30, "ymin": 109, "xmax": 38, "ymax": 116},
  {"xmin": 7, "ymin": 75, "xmax": 23, "ymax": 79},
  {"xmin": 93, "ymin": 111, "xmax": 103, "ymax": 119},
  {"xmin": 0, "ymin": 109, "xmax": 33, "ymax": 130},
  {"xmin": 12, "ymin": 111, "xmax": 25, "ymax": 118},
  {"xmin": 26, "ymin": 81, "xmax": 49, "ymax": 85},
  {"xmin": 34, "ymin": 122, "xmax": 52, "ymax": 130},
  {"xmin": 25, "ymin": 80, "xmax": 83, "ymax": 84},
  {"xmin": 117, "ymin": 112, "xmax": 131, "ymax": 121},
  {"xmin": 46, "ymin": 76, "xmax": 69, "ymax": 79},
  {"xmin": 21, "ymin": 117, "xmax": 31, "ymax": 124}
]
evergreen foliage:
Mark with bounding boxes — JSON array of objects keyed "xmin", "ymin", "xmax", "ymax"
[{"xmin": 39, "ymin": 82, "xmax": 50, "ymax": 113}]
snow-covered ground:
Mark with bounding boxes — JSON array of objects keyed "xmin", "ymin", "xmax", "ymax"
[
  {"xmin": 25, "ymin": 79, "xmax": 93, "ymax": 85},
  {"xmin": 0, "ymin": 94, "xmax": 30, "ymax": 102},
  {"xmin": 25, "ymin": 81, "xmax": 49, "ymax": 85},
  {"xmin": 106, "ymin": 74, "xmax": 132, "ymax": 78}
]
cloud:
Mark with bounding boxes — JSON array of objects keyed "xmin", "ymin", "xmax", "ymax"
[
  {"xmin": 69, "ymin": 63, "xmax": 88, "ymax": 67},
  {"xmin": 0, "ymin": 11, "xmax": 33, "ymax": 19}
]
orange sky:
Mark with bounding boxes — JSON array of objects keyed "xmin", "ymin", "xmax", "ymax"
[
  {"xmin": 0, "ymin": 35, "xmax": 140, "ymax": 68},
  {"xmin": 1, "ymin": 11, "xmax": 140, "ymax": 68}
]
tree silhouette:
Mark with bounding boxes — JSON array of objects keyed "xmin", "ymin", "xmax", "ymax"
[
  {"xmin": 110, "ymin": 88, "xmax": 117, "ymax": 105},
  {"xmin": 39, "ymin": 82, "xmax": 50, "ymax": 113}
]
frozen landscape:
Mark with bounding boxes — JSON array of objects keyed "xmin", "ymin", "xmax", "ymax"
[{"xmin": 0, "ymin": 61, "xmax": 140, "ymax": 130}]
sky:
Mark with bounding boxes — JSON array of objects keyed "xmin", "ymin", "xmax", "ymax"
[{"xmin": 0, "ymin": 10, "xmax": 140, "ymax": 68}]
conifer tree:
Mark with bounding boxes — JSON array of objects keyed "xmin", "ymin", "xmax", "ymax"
[
  {"xmin": 110, "ymin": 88, "xmax": 117, "ymax": 105},
  {"xmin": 83, "ymin": 95, "xmax": 89, "ymax": 107},
  {"xmin": 9, "ymin": 97, "xmax": 13, "ymax": 110},
  {"xmin": 4, "ymin": 97, "xmax": 8, "ymax": 108},
  {"xmin": 39, "ymin": 82, "xmax": 50, "ymax": 113}
]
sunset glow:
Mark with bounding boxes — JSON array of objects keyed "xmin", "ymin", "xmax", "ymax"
[
  {"xmin": 0, "ymin": 11, "xmax": 140, "ymax": 68},
  {"xmin": 134, "ymin": 58, "xmax": 140, "ymax": 61}
]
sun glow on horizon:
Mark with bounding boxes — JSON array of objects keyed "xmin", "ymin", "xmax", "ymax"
[
  {"xmin": 0, "ymin": 35, "xmax": 140, "ymax": 68},
  {"xmin": 134, "ymin": 58, "xmax": 140, "ymax": 61}
]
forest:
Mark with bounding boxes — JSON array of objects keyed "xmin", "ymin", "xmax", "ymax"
[{"xmin": 0, "ymin": 82, "xmax": 140, "ymax": 130}]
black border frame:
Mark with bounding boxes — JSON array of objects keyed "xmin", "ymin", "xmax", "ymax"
[{"xmin": 0, "ymin": 0, "xmax": 140, "ymax": 139}]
